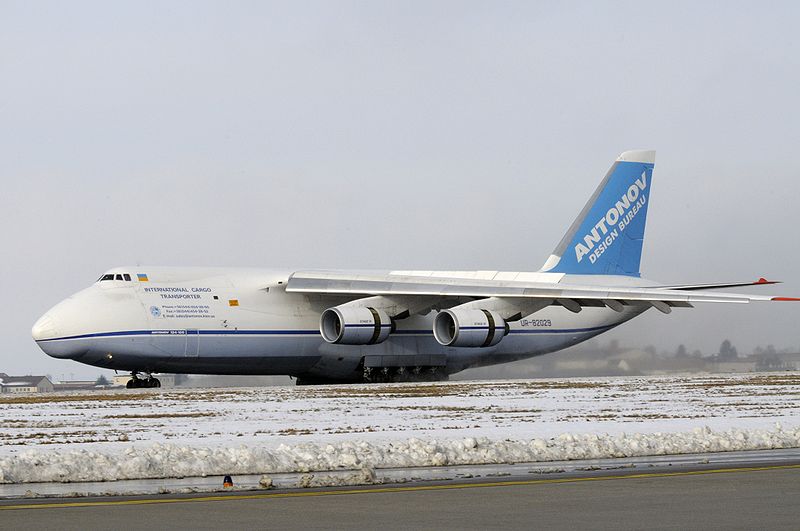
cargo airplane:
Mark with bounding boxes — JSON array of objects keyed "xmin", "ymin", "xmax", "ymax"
[{"xmin": 32, "ymin": 151, "xmax": 797, "ymax": 387}]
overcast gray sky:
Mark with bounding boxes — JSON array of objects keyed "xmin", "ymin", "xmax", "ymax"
[{"xmin": 2, "ymin": 1, "xmax": 799, "ymax": 379}]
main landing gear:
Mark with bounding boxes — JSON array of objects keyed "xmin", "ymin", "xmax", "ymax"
[
  {"xmin": 362, "ymin": 365, "xmax": 448, "ymax": 383},
  {"xmin": 126, "ymin": 372, "xmax": 161, "ymax": 389}
]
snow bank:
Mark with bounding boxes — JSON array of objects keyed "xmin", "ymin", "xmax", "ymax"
[
  {"xmin": 3, "ymin": 375, "xmax": 800, "ymax": 484},
  {"xmin": 2, "ymin": 425, "xmax": 798, "ymax": 484}
]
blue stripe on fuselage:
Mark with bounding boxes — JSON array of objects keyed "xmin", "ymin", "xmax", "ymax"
[{"xmin": 35, "ymin": 324, "xmax": 616, "ymax": 343}]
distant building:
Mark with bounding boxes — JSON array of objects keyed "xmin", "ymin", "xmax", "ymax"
[
  {"xmin": 707, "ymin": 359, "xmax": 757, "ymax": 373},
  {"xmin": 779, "ymin": 352, "xmax": 800, "ymax": 370},
  {"xmin": 52, "ymin": 380, "xmax": 99, "ymax": 392},
  {"xmin": 0, "ymin": 373, "xmax": 54, "ymax": 393},
  {"xmin": 753, "ymin": 352, "xmax": 799, "ymax": 372}
]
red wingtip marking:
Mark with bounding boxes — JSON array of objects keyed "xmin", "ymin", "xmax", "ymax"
[
  {"xmin": 757, "ymin": 277, "xmax": 768, "ymax": 284},
  {"xmin": 772, "ymin": 297, "xmax": 800, "ymax": 301}
]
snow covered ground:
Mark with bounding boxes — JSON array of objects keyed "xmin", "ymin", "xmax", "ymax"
[{"xmin": 0, "ymin": 373, "xmax": 798, "ymax": 484}]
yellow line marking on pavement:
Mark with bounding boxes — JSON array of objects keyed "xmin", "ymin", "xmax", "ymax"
[{"xmin": 2, "ymin": 464, "xmax": 799, "ymax": 511}]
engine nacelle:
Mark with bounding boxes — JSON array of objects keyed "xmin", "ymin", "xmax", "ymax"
[
  {"xmin": 320, "ymin": 306, "xmax": 393, "ymax": 345},
  {"xmin": 433, "ymin": 309, "xmax": 508, "ymax": 348}
]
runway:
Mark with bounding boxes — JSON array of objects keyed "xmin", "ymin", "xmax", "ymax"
[{"xmin": 3, "ymin": 455, "xmax": 799, "ymax": 530}]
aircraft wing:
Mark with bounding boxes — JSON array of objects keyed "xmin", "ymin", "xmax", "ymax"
[
  {"xmin": 651, "ymin": 278, "xmax": 781, "ymax": 291},
  {"xmin": 286, "ymin": 270, "xmax": 799, "ymax": 314}
]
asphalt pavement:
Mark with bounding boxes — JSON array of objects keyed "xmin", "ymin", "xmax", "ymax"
[{"xmin": 2, "ymin": 459, "xmax": 799, "ymax": 530}]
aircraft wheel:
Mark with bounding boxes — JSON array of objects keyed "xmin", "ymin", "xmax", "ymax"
[
  {"xmin": 152, "ymin": 378, "xmax": 161, "ymax": 388},
  {"xmin": 126, "ymin": 379, "xmax": 134, "ymax": 389}
]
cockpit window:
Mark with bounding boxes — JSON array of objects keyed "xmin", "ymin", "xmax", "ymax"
[{"xmin": 98, "ymin": 273, "xmax": 133, "ymax": 282}]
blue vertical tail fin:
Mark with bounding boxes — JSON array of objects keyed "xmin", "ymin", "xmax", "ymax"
[{"xmin": 540, "ymin": 150, "xmax": 655, "ymax": 277}]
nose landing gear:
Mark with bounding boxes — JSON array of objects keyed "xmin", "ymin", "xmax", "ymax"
[{"xmin": 125, "ymin": 372, "xmax": 161, "ymax": 389}]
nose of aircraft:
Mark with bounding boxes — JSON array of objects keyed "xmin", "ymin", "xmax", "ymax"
[
  {"xmin": 32, "ymin": 312, "xmax": 59, "ymax": 342},
  {"xmin": 31, "ymin": 303, "xmax": 87, "ymax": 359}
]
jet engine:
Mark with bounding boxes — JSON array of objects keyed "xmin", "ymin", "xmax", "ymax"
[
  {"xmin": 433, "ymin": 309, "xmax": 508, "ymax": 348},
  {"xmin": 320, "ymin": 305, "xmax": 393, "ymax": 345}
]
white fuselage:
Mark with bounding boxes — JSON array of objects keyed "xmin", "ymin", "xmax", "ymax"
[{"xmin": 32, "ymin": 267, "xmax": 648, "ymax": 381}]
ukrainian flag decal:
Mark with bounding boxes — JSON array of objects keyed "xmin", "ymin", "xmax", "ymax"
[{"xmin": 137, "ymin": 273, "xmax": 149, "ymax": 282}]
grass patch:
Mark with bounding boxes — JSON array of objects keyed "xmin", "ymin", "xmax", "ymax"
[{"xmin": 0, "ymin": 393, "xmax": 157, "ymax": 405}]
